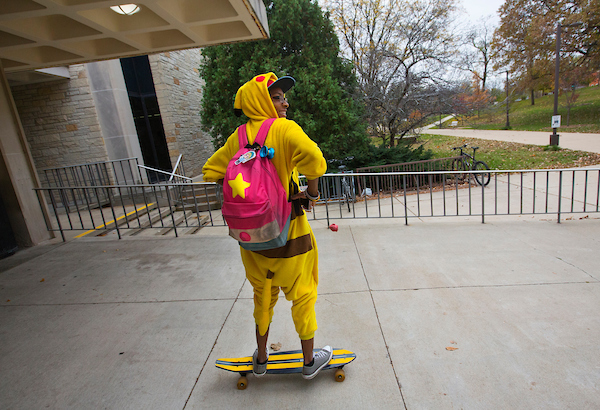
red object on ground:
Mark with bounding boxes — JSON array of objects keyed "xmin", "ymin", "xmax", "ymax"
[{"xmin": 329, "ymin": 224, "xmax": 338, "ymax": 232}]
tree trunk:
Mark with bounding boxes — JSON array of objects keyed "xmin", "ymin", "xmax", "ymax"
[
  {"xmin": 530, "ymin": 89, "xmax": 535, "ymax": 105},
  {"xmin": 390, "ymin": 132, "xmax": 397, "ymax": 147}
]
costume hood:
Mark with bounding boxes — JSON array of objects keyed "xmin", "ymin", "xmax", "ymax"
[{"xmin": 233, "ymin": 73, "xmax": 279, "ymax": 121}]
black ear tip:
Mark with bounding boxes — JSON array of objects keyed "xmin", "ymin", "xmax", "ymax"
[{"xmin": 234, "ymin": 108, "xmax": 243, "ymax": 117}]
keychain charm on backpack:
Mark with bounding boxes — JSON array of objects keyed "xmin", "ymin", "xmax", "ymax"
[
  {"xmin": 259, "ymin": 146, "xmax": 275, "ymax": 159},
  {"xmin": 235, "ymin": 150, "xmax": 257, "ymax": 165}
]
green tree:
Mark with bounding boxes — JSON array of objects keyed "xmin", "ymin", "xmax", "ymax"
[
  {"xmin": 199, "ymin": 0, "xmax": 369, "ymax": 164},
  {"xmin": 494, "ymin": 0, "xmax": 598, "ymax": 104},
  {"xmin": 493, "ymin": 0, "xmax": 554, "ymax": 105},
  {"xmin": 539, "ymin": 0, "xmax": 600, "ymax": 68}
]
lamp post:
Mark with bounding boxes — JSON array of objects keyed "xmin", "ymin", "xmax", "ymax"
[
  {"xmin": 550, "ymin": 22, "xmax": 583, "ymax": 146},
  {"xmin": 505, "ymin": 71, "xmax": 510, "ymax": 129}
]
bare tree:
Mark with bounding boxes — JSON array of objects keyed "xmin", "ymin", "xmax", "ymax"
[
  {"xmin": 325, "ymin": 0, "xmax": 460, "ymax": 147},
  {"xmin": 460, "ymin": 16, "xmax": 497, "ymax": 90}
]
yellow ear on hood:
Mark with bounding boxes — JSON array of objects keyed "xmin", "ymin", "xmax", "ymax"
[{"xmin": 233, "ymin": 73, "xmax": 280, "ymax": 120}]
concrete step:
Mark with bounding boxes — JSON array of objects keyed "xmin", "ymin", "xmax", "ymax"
[{"xmin": 176, "ymin": 201, "xmax": 221, "ymax": 212}]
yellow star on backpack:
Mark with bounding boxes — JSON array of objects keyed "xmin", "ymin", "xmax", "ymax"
[{"xmin": 228, "ymin": 172, "xmax": 251, "ymax": 199}]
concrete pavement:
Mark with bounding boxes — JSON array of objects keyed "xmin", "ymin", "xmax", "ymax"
[
  {"xmin": 1, "ymin": 215, "xmax": 599, "ymax": 409},
  {"xmin": 2, "ymin": 127, "xmax": 600, "ymax": 409},
  {"xmin": 423, "ymin": 128, "xmax": 600, "ymax": 154}
]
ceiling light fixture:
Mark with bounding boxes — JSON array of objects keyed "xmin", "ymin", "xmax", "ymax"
[{"xmin": 110, "ymin": 4, "xmax": 141, "ymax": 15}]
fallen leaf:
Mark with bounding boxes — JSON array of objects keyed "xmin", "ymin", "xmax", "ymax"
[
  {"xmin": 270, "ymin": 342, "xmax": 282, "ymax": 351},
  {"xmin": 446, "ymin": 347, "xmax": 459, "ymax": 351},
  {"xmin": 40, "ymin": 278, "xmax": 45, "ymax": 282}
]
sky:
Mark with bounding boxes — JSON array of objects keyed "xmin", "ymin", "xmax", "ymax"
[
  {"xmin": 318, "ymin": 0, "xmax": 507, "ymax": 25},
  {"xmin": 458, "ymin": 0, "xmax": 507, "ymax": 86},
  {"xmin": 460, "ymin": 0, "xmax": 506, "ymax": 25}
]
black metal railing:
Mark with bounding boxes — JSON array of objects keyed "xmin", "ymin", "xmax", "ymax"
[
  {"xmin": 40, "ymin": 158, "xmax": 144, "ymax": 212},
  {"xmin": 310, "ymin": 168, "xmax": 600, "ymax": 225},
  {"xmin": 36, "ymin": 182, "xmax": 222, "ymax": 241},
  {"xmin": 356, "ymin": 157, "xmax": 460, "ymax": 194},
  {"xmin": 35, "ymin": 168, "xmax": 600, "ymax": 241}
]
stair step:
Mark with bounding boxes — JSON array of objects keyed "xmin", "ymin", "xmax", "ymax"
[
  {"xmin": 176, "ymin": 201, "xmax": 221, "ymax": 212},
  {"xmin": 93, "ymin": 203, "xmax": 158, "ymax": 236},
  {"xmin": 158, "ymin": 210, "xmax": 194, "ymax": 235}
]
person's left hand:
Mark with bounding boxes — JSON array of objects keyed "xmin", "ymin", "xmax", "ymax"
[{"xmin": 291, "ymin": 190, "xmax": 313, "ymax": 211}]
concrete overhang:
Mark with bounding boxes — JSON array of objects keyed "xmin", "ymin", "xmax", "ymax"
[
  {"xmin": 5, "ymin": 66, "xmax": 70, "ymax": 85},
  {"xmin": 0, "ymin": 0, "xmax": 269, "ymax": 74}
]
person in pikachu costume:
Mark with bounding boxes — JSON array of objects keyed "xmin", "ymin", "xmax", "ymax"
[{"xmin": 202, "ymin": 73, "xmax": 333, "ymax": 379}]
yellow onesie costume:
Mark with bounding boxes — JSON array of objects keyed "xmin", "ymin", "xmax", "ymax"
[{"xmin": 202, "ymin": 73, "xmax": 327, "ymax": 340}]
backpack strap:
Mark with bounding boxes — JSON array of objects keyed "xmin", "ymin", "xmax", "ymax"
[
  {"xmin": 237, "ymin": 118, "xmax": 276, "ymax": 149},
  {"xmin": 237, "ymin": 124, "xmax": 249, "ymax": 148},
  {"xmin": 254, "ymin": 118, "xmax": 277, "ymax": 146}
]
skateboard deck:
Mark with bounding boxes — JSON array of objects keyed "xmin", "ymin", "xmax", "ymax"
[{"xmin": 216, "ymin": 348, "xmax": 356, "ymax": 389}]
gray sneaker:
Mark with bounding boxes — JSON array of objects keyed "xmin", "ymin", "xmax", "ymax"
[
  {"xmin": 252, "ymin": 348, "xmax": 268, "ymax": 378},
  {"xmin": 302, "ymin": 345, "xmax": 333, "ymax": 380}
]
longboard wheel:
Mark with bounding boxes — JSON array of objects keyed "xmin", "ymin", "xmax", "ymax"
[
  {"xmin": 237, "ymin": 376, "xmax": 248, "ymax": 390},
  {"xmin": 334, "ymin": 368, "xmax": 345, "ymax": 382}
]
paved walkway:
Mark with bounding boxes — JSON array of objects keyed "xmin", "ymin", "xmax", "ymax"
[
  {"xmin": 423, "ymin": 128, "xmax": 600, "ymax": 154},
  {"xmin": 1, "ymin": 129, "xmax": 600, "ymax": 409},
  {"xmin": 1, "ymin": 217, "xmax": 599, "ymax": 409}
]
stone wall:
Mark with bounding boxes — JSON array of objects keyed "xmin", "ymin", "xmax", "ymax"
[
  {"xmin": 11, "ymin": 50, "xmax": 213, "ymax": 182},
  {"xmin": 11, "ymin": 65, "xmax": 108, "ymax": 173},
  {"xmin": 149, "ymin": 49, "xmax": 213, "ymax": 178}
]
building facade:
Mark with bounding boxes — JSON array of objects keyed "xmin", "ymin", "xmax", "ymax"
[
  {"xmin": 0, "ymin": 0, "xmax": 269, "ymax": 256},
  {"xmin": 11, "ymin": 48, "xmax": 212, "ymax": 185}
]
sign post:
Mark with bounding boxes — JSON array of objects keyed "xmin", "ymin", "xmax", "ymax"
[{"xmin": 550, "ymin": 23, "xmax": 562, "ymax": 146}]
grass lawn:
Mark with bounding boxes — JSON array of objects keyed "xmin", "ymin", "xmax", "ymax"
[
  {"xmin": 457, "ymin": 86, "xmax": 600, "ymax": 133},
  {"xmin": 420, "ymin": 133, "xmax": 600, "ymax": 170},
  {"xmin": 365, "ymin": 86, "xmax": 600, "ymax": 170}
]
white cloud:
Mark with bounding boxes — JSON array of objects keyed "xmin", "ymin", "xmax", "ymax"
[{"xmin": 460, "ymin": 0, "xmax": 505, "ymax": 24}]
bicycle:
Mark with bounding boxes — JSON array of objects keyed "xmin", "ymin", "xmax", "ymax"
[
  {"xmin": 451, "ymin": 144, "xmax": 491, "ymax": 186},
  {"xmin": 341, "ymin": 174, "xmax": 353, "ymax": 212},
  {"xmin": 338, "ymin": 165, "xmax": 354, "ymax": 212}
]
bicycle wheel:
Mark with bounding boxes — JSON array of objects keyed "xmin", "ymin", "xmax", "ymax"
[
  {"xmin": 473, "ymin": 161, "xmax": 491, "ymax": 186},
  {"xmin": 452, "ymin": 158, "xmax": 465, "ymax": 182},
  {"xmin": 342, "ymin": 178, "xmax": 351, "ymax": 212}
]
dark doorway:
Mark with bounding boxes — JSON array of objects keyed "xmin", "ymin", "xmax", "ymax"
[
  {"xmin": 120, "ymin": 56, "xmax": 172, "ymax": 182},
  {"xmin": 0, "ymin": 191, "xmax": 18, "ymax": 259}
]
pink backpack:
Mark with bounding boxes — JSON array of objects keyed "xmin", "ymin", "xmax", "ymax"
[{"xmin": 221, "ymin": 118, "xmax": 292, "ymax": 250}]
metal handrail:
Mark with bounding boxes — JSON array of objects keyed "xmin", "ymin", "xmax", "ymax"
[
  {"xmin": 34, "ymin": 168, "xmax": 600, "ymax": 241},
  {"xmin": 40, "ymin": 157, "xmax": 141, "ymax": 172},
  {"xmin": 355, "ymin": 156, "xmax": 461, "ymax": 173},
  {"xmin": 35, "ymin": 181, "xmax": 222, "ymax": 241},
  {"xmin": 138, "ymin": 164, "xmax": 192, "ymax": 181},
  {"xmin": 312, "ymin": 168, "xmax": 600, "ymax": 225},
  {"xmin": 355, "ymin": 156, "xmax": 461, "ymax": 194}
]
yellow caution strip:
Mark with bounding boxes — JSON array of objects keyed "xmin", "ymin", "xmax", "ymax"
[
  {"xmin": 217, "ymin": 364, "xmax": 253, "ymax": 372},
  {"xmin": 215, "ymin": 349, "xmax": 356, "ymax": 373},
  {"xmin": 74, "ymin": 203, "xmax": 154, "ymax": 238}
]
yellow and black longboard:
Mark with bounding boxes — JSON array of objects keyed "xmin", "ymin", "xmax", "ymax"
[{"xmin": 215, "ymin": 348, "xmax": 356, "ymax": 389}]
